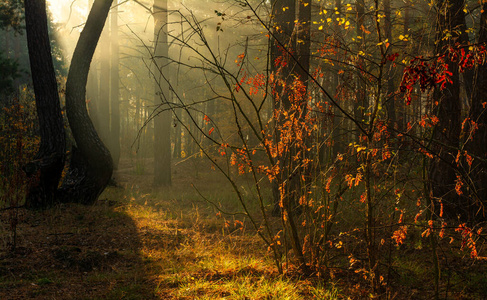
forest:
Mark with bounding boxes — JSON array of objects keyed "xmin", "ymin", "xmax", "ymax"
[{"xmin": 1, "ymin": 0, "xmax": 487, "ymax": 298}]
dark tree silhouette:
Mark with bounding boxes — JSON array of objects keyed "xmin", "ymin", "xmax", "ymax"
[
  {"xmin": 58, "ymin": 0, "xmax": 114, "ymax": 204},
  {"xmin": 465, "ymin": 4, "xmax": 487, "ymax": 220},
  {"xmin": 23, "ymin": 0, "xmax": 66, "ymax": 208},
  {"xmin": 429, "ymin": 0, "xmax": 464, "ymax": 219}
]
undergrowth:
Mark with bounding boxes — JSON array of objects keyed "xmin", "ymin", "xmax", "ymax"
[{"xmin": 1, "ymin": 157, "xmax": 486, "ymax": 299}]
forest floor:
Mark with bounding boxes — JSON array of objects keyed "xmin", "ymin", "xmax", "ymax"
[{"xmin": 1, "ymin": 157, "xmax": 487, "ymax": 299}]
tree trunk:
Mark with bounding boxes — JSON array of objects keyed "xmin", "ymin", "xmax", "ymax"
[
  {"xmin": 153, "ymin": 0, "xmax": 171, "ymax": 186},
  {"xmin": 384, "ymin": 0, "xmax": 396, "ymax": 127},
  {"xmin": 429, "ymin": 0, "xmax": 464, "ymax": 219},
  {"xmin": 110, "ymin": 1, "xmax": 120, "ymax": 169},
  {"xmin": 87, "ymin": 65, "xmax": 100, "ymax": 128},
  {"xmin": 173, "ymin": 106, "xmax": 182, "ymax": 159},
  {"xmin": 58, "ymin": 0, "xmax": 114, "ymax": 205},
  {"xmin": 23, "ymin": 0, "xmax": 66, "ymax": 208},
  {"xmin": 271, "ymin": 0, "xmax": 296, "ymax": 215},
  {"xmin": 87, "ymin": 0, "xmax": 100, "ymax": 132},
  {"xmin": 271, "ymin": 0, "xmax": 295, "ymax": 110},
  {"xmin": 465, "ymin": 4, "xmax": 487, "ymax": 220},
  {"xmin": 331, "ymin": 0, "xmax": 344, "ymax": 156},
  {"xmin": 354, "ymin": 0, "xmax": 366, "ymax": 141},
  {"xmin": 296, "ymin": 0, "xmax": 311, "ymax": 93},
  {"xmin": 98, "ymin": 14, "xmax": 111, "ymax": 145}
]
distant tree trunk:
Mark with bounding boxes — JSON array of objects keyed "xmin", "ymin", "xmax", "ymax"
[
  {"xmin": 203, "ymin": 90, "xmax": 214, "ymax": 151},
  {"xmin": 153, "ymin": 0, "xmax": 171, "ymax": 186},
  {"xmin": 383, "ymin": 0, "xmax": 396, "ymax": 127},
  {"xmin": 13, "ymin": 31, "xmax": 21, "ymax": 96},
  {"xmin": 188, "ymin": 110, "xmax": 199, "ymax": 156},
  {"xmin": 173, "ymin": 107, "xmax": 182, "ymax": 159},
  {"xmin": 331, "ymin": 0, "xmax": 344, "ymax": 156},
  {"xmin": 110, "ymin": 1, "xmax": 120, "ymax": 169},
  {"xmin": 429, "ymin": 0, "xmax": 464, "ymax": 219},
  {"xmin": 3, "ymin": 29, "xmax": 9, "ymax": 57},
  {"xmin": 354, "ymin": 0, "xmax": 366, "ymax": 140},
  {"xmin": 58, "ymin": 0, "xmax": 113, "ymax": 204},
  {"xmin": 271, "ymin": 0, "xmax": 296, "ymax": 215},
  {"xmin": 465, "ymin": 5, "xmax": 487, "ymax": 220},
  {"xmin": 23, "ymin": 0, "xmax": 66, "ymax": 208},
  {"xmin": 270, "ymin": 0, "xmax": 308, "ymax": 272},
  {"xmin": 397, "ymin": 2, "xmax": 410, "ymax": 133},
  {"xmin": 271, "ymin": 0, "xmax": 295, "ymax": 110},
  {"xmin": 296, "ymin": 0, "xmax": 310, "ymax": 93},
  {"xmin": 146, "ymin": 104, "xmax": 153, "ymax": 159},
  {"xmin": 98, "ymin": 14, "xmax": 111, "ymax": 145}
]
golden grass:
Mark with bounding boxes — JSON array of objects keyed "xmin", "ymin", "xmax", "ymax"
[{"xmin": 0, "ymin": 157, "xmax": 335, "ymax": 299}]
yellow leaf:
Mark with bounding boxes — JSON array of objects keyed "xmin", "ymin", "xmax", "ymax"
[
  {"xmin": 318, "ymin": 25, "xmax": 323, "ymax": 30},
  {"xmin": 283, "ymin": 7, "xmax": 288, "ymax": 11}
]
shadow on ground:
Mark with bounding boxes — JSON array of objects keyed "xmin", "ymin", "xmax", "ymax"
[{"xmin": 0, "ymin": 193, "xmax": 154, "ymax": 299}]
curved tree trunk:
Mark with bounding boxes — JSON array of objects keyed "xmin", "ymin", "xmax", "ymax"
[
  {"xmin": 58, "ymin": 0, "xmax": 114, "ymax": 204},
  {"xmin": 23, "ymin": 0, "xmax": 66, "ymax": 208}
]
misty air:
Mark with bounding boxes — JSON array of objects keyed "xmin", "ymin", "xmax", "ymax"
[{"xmin": 1, "ymin": 0, "xmax": 487, "ymax": 298}]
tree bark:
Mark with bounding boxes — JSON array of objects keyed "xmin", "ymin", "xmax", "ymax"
[
  {"xmin": 384, "ymin": 0, "xmax": 396, "ymax": 127},
  {"xmin": 331, "ymin": 0, "xmax": 344, "ymax": 156},
  {"xmin": 354, "ymin": 0, "xmax": 366, "ymax": 140},
  {"xmin": 430, "ymin": 0, "xmax": 464, "ymax": 219},
  {"xmin": 23, "ymin": 0, "xmax": 66, "ymax": 208},
  {"xmin": 296, "ymin": 0, "xmax": 311, "ymax": 94},
  {"xmin": 153, "ymin": 0, "xmax": 171, "ymax": 186},
  {"xmin": 110, "ymin": 1, "xmax": 120, "ymax": 169},
  {"xmin": 271, "ymin": 0, "xmax": 296, "ymax": 110},
  {"xmin": 87, "ymin": 0, "xmax": 100, "ymax": 132},
  {"xmin": 271, "ymin": 0, "xmax": 296, "ymax": 216},
  {"xmin": 99, "ymin": 14, "xmax": 111, "ymax": 145},
  {"xmin": 58, "ymin": 0, "xmax": 114, "ymax": 204},
  {"xmin": 465, "ymin": 4, "xmax": 487, "ymax": 220}
]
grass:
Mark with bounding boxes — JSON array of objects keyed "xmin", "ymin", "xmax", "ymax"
[
  {"xmin": 1, "ymin": 156, "xmax": 487, "ymax": 299},
  {"xmin": 0, "ymin": 157, "xmax": 329, "ymax": 299}
]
